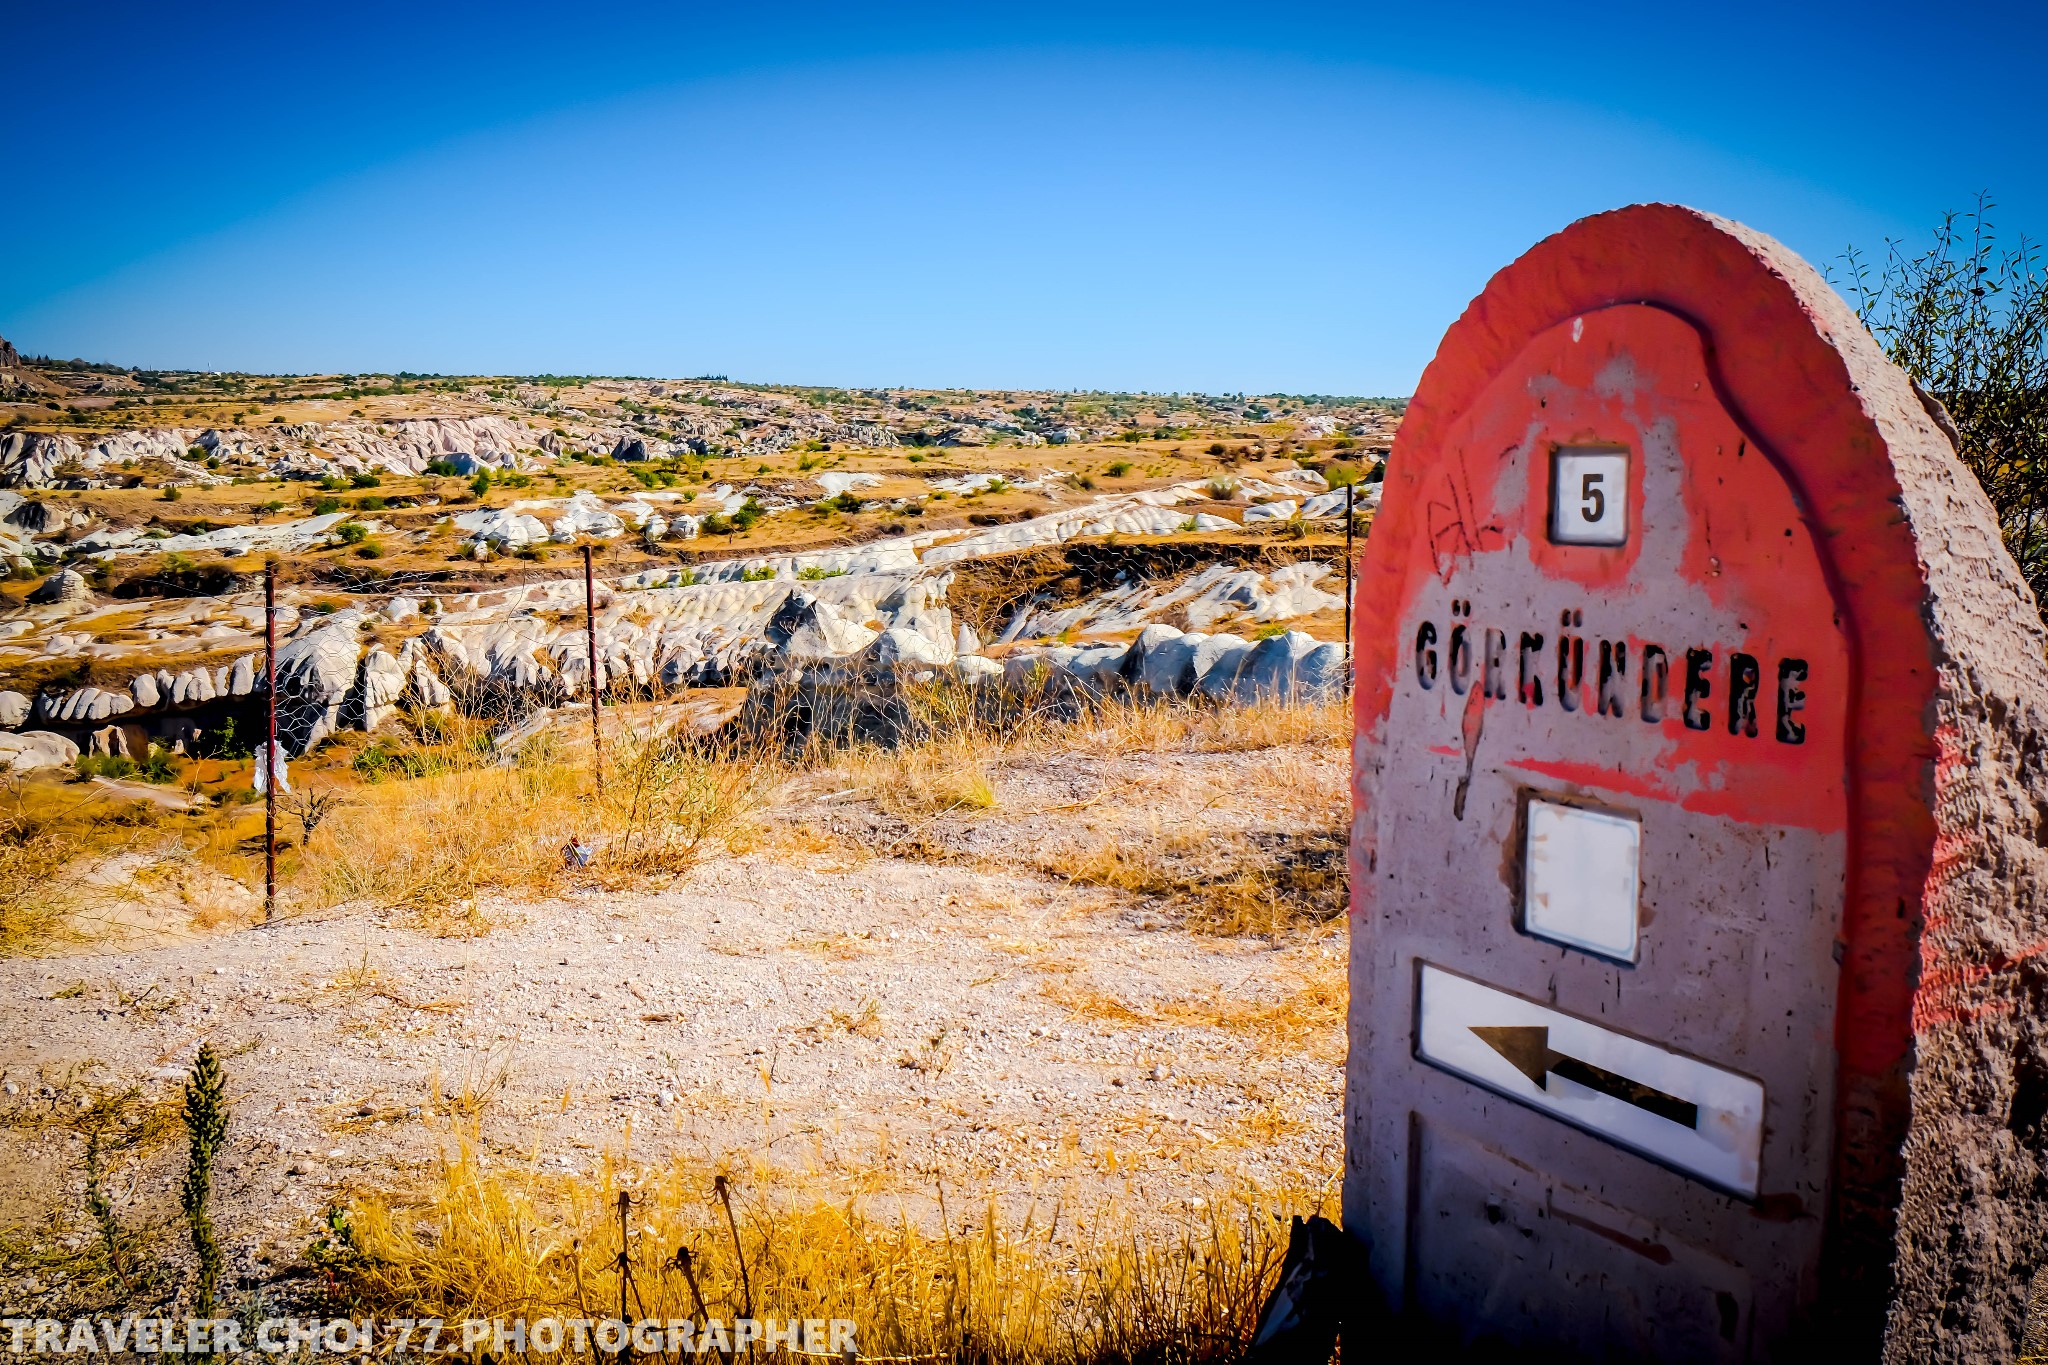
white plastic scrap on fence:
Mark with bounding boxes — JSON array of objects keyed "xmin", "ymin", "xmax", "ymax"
[{"xmin": 252, "ymin": 741, "xmax": 291, "ymax": 796}]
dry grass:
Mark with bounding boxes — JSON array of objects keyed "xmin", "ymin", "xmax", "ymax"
[
  {"xmin": 5, "ymin": 680, "xmax": 1347, "ymax": 950},
  {"xmin": 292, "ymin": 716, "xmax": 773, "ymax": 918},
  {"xmin": 1036, "ymin": 827, "xmax": 1346, "ymax": 937},
  {"xmin": 314, "ymin": 1146, "xmax": 1330, "ymax": 1365},
  {"xmin": 1038, "ymin": 977, "xmax": 1345, "ymax": 1050},
  {"xmin": 0, "ymin": 777, "xmax": 173, "ymax": 956}
]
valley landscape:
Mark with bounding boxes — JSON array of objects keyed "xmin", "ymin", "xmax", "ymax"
[{"xmin": 0, "ymin": 339, "xmax": 1391, "ymax": 1353}]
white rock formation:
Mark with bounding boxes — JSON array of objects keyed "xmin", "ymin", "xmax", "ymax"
[{"xmin": 0, "ymin": 730, "xmax": 79, "ymax": 771}]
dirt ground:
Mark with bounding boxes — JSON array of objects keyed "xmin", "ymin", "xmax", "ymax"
[{"xmin": 0, "ymin": 735, "xmax": 1348, "ymax": 1312}]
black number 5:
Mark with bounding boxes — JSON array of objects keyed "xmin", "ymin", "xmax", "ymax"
[{"xmin": 1580, "ymin": 472, "xmax": 1605, "ymax": 522}]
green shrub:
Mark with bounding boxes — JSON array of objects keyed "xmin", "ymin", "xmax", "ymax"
[
  {"xmin": 313, "ymin": 497, "xmax": 342, "ymax": 515},
  {"xmin": 357, "ymin": 495, "xmax": 386, "ymax": 511},
  {"xmin": 1107, "ymin": 461, "xmax": 1134, "ymax": 477},
  {"xmin": 76, "ymin": 753, "xmax": 137, "ymax": 780},
  {"xmin": 700, "ymin": 512, "xmax": 732, "ymax": 536},
  {"xmin": 139, "ymin": 745, "xmax": 178, "ymax": 783},
  {"xmin": 740, "ymin": 565, "xmax": 776, "ymax": 582},
  {"xmin": 336, "ymin": 521, "xmax": 370, "ymax": 544},
  {"xmin": 349, "ymin": 472, "xmax": 381, "ymax": 489},
  {"xmin": 1844, "ymin": 197, "xmax": 2048, "ymax": 607}
]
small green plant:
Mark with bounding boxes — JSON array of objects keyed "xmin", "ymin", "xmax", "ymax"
[
  {"xmin": 740, "ymin": 565, "xmax": 777, "ymax": 582},
  {"xmin": 1323, "ymin": 463, "xmax": 1362, "ymax": 488},
  {"xmin": 425, "ymin": 458, "xmax": 461, "ymax": 476},
  {"xmin": 256, "ymin": 500, "xmax": 286, "ymax": 514},
  {"xmin": 700, "ymin": 512, "xmax": 732, "ymax": 536},
  {"xmin": 356, "ymin": 541, "xmax": 383, "ymax": 559},
  {"xmin": 139, "ymin": 744, "xmax": 178, "ymax": 783},
  {"xmin": 181, "ymin": 1042, "xmax": 228, "ymax": 1317},
  {"xmin": 312, "ymin": 496, "xmax": 342, "ymax": 515},
  {"xmin": 1205, "ymin": 477, "xmax": 1238, "ymax": 500},
  {"xmin": 356, "ymin": 494, "xmax": 386, "ymax": 510},
  {"xmin": 350, "ymin": 472, "xmax": 381, "ymax": 488},
  {"xmin": 318, "ymin": 474, "xmax": 348, "ymax": 491},
  {"xmin": 336, "ymin": 521, "xmax": 370, "ymax": 544},
  {"xmin": 795, "ymin": 565, "xmax": 849, "ymax": 580},
  {"xmin": 160, "ymin": 485, "xmax": 182, "ymax": 503},
  {"xmin": 1107, "ymin": 461, "xmax": 1134, "ymax": 477},
  {"xmin": 76, "ymin": 752, "xmax": 138, "ymax": 780},
  {"xmin": 906, "ymin": 451, "xmax": 927, "ymax": 463},
  {"xmin": 732, "ymin": 498, "xmax": 765, "ymax": 530},
  {"xmin": 1178, "ymin": 517, "xmax": 1201, "ymax": 533},
  {"xmin": 469, "ymin": 471, "xmax": 493, "ymax": 498}
]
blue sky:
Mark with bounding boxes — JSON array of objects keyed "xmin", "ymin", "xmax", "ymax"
[{"xmin": 7, "ymin": 0, "xmax": 2042, "ymax": 394}]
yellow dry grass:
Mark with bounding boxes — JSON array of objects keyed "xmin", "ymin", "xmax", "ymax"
[
  {"xmin": 1038, "ymin": 975, "xmax": 1346, "ymax": 1052},
  {"xmin": 315, "ymin": 1145, "xmax": 1331, "ymax": 1365},
  {"xmin": 287, "ymin": 717, "xmax": 775, "ymax": 919}
]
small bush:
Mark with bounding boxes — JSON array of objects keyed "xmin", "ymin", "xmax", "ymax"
[
  {"xmin": 133, "ymin": 744, "xmax": 177, "ymax": 783},
  {"xmin": 357, "ymin": 495, "xmax": 386, "ymax": 510},
  {"xmin": 740, "ymin": 565, "xmax": 777, "ymax": 582},
  {"xmin": 336, "ymin": 521, "xmax": 370, "ymax": 544},
  {"xmin": 312, "ymin": 496, "xmax": 342, "ymax": 515},
  {"xmin": 1844, "ymin": 197, "xmax": 2048, "ymax": 607},
  {"xmin": 160, "ymin": 485, "xmax": 181, "ymax": 503},
  {"xmin": 77, "ymin": 753, "xmax": 138, "ymax": 780},
  {"xmin": 1107, "ymin": 461, "xmax": 1133, "ymax": 477}
]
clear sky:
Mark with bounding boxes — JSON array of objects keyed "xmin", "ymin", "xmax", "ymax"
[{"xmin": 7, "ymin": 0, "xmax": 2042, "ymax": 395}]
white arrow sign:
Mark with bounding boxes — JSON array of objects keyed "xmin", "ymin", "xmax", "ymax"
[{"xmin": 1416, "ymin": 963, "xmax": 1765, "ymax": 1196}]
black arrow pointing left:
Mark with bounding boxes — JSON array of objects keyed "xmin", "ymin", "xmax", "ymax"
[{"xmin": 1470, "ymin": 1025, "xmax": 1699, "ymax": 1129}]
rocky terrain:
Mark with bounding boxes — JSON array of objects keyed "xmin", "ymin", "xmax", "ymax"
[
  {"xmin": 0, "ymin": 342, "xmax": 1380, "ymax": 1317},
  {"xmin": 0, "ymin": 341, "xmax": 1394, "ymax": 769},
  {"xmin": 0, "ymin": 725, "xmax": 1349, "ymax": 1309}
]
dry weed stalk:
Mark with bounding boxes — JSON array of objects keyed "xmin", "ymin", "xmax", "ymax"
[{"xmin": 313, "ymin": 1147, "xmax": 1328, "ymax": 1365}]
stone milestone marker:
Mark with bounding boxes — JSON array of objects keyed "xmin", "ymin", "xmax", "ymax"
[{"xmin": 1345, "ymin": 204, "xmax": 2048, "ymax": 1361}]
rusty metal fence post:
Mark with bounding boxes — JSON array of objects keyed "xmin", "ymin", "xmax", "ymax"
[
  {"xmin": 583, "ymin": 543, "xmax": 604, "ymax": 795},
  {"xmin": 264, "ymin": 562, "xmax": 277, "ymax": 922},
  {"xmin": 1343, "ymin": 481, "xmax": 1355, "ymax": 690}
]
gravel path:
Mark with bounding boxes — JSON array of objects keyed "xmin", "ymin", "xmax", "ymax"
[{"xmin": 0, "ymin": 742, "xmax": 1348, "ymax": 1311}]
